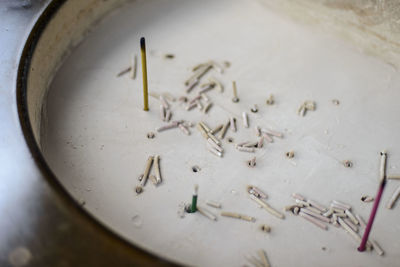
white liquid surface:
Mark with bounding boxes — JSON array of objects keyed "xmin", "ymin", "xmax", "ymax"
[{"xmin": 43, "ymin": 0, "xmax": 400, "ymax": 266}]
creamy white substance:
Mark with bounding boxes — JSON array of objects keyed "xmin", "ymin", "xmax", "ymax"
[{"xmin": 42, "ymin": 0, "xmax": 400, "ymax": 266}]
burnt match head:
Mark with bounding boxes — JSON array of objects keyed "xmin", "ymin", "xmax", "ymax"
[{"xmin": 140, "ymin": 37, "xmax": 146, "ymax": 50}]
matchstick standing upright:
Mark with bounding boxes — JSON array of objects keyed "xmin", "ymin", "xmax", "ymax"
[
  {"xmin": 140, "ymin": 37, "xmax": 149, "ymax": 111},
  {"xmin": 191, "ymin": 185, "xmax": 198, "ymax": 213},
  {"xmin": 358, "ymin": 151, "xmax": 387, "ymax": 252}
]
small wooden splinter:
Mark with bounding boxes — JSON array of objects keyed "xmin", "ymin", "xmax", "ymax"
[
  {"xmin": 258, "ymin": 250, "xmax": 271, "ymax": 267},
  {"xmin": 131, "ymin": 54, "xmax": 137, "ymax": 79},
  {"xmin": 371, "ymin": 240, "xmax": 384, "ymax": 256},
  {"xmin": 211, "ymin": 124, "xmax": 223, "ymax": 135},
  {"xmin": 339, "ymin": 217, "xmax": 365, "ymax": 246},
  {"xmin": 250, "ymin": 195, "xmax": 284, "ymax": 219},
  {"xmin": 218, "ymin": 120, "xmax": 230, "ymax": 139},
  {"xmin": 299, "ymin": 211, "xmax": 328, "ymax": 230},
  {"xmin": 387, "ymin": 175, "xmax": 400, "ymax": 180},
  {"xmin": 141, "ymin": 156, "xmax": 154, "ymax": 186},
  {"xmin": 244, "ymin": 255, "xmax": 264, "ymax": 267},
  {"xmin": 206, "ymin": 200, "xmax": 222, "ymax": 209},
  {"xmin": 221, "ymin": 211, "xmax": 255, "ymax": 222},
  {"xmin": 247, "ymin": 185, "xmax": 267, "ymax": 199},
  {"xmin": 232, "ymin": 81, "xmax": 239, "ymax": 103},
  {"xmin": 117, "ymin": 66, "xmax": 131, "ymax": 77},
  {"xmin": 154, "ymin": 155, "xmax": 162, "ymax": 185},
  {"xmin": 197, "ymin": 206, "xmax": 217, "ymax": 221},
  {"xmin": 386, "ymin": 185, "xmax": 400, "ymax": 209}
]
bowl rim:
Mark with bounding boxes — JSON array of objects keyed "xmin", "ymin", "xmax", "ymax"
[{"xmin": 16, "ymin": 1, "xmax": 176, "ymax": 265}]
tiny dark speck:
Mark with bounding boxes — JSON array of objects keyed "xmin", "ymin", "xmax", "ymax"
[{"xmin": 164, "ymin": 54, "xmax": 175, "ymax": 59}]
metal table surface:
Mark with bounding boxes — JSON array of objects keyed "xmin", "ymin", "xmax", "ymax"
[{"xmin": 0, "ymin": 1, "xmax": 172, "ymax": 266}]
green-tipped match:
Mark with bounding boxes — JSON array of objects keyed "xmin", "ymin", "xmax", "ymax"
[{"xmin": 190, "ymin": 185, "xmax": 199, "ymax": 213}]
